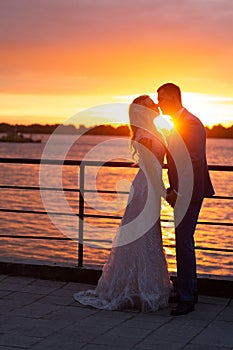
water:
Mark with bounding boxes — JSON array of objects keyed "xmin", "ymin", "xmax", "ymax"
[{"xmin": 0, "ymin": 134, "xmax": 232, "ymax": 278}]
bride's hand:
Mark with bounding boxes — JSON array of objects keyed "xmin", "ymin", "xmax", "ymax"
[{"xmin": 166, "ymin": 189, "xmax": 177, "ymax": 208}]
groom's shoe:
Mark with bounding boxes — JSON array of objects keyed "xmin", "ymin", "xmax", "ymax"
[
  {"xmin": 169, "ymin": 292, "xmax": 179, "ymax": 303},
  {"xmin": 170, "ymin": 301, "xmax": 195, "ymax": 316},
  {"xmin": 194, "ymin": 293, "xmax": 198, "ymax": 304}
]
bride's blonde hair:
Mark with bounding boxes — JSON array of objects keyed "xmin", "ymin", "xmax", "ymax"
[{"xmin": 128, "ymin": 95, "xmax": 159, "ymax": 160}]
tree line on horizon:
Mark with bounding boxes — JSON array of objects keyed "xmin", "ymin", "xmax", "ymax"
[{"xmin": 0, "ymin": 122, "xmax": 232, "ymax": 138}]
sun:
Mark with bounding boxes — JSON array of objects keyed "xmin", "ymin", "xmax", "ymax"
[
  {"xmin": 182, "ymin": 92, "xmax": 233, "ymax": 127},
  {"xmin": 154, "ymin": 114, "xmax": 174, "ymax": 132}
]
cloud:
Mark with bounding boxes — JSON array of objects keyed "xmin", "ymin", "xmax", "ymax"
[
  {"xmin": 0, "ymin": 0, "xmax": 232, "ymax": 48},
  {"xmin": 0, "ymin": 0, "xmax": 233, "ymax": 98}
]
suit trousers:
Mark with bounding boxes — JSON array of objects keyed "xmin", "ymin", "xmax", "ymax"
[{"xmin": 174, "ymin": 199, "xmax": 203, "ymax": 301}]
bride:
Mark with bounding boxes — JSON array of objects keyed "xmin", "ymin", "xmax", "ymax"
[{"xmin": 74, "ymin": 95, "xmax": 171, "ymax": 312}]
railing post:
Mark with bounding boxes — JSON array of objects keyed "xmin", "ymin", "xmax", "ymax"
[{"xmin": 78, "ymin": 163, "xmax": 85, "ymax": 267}]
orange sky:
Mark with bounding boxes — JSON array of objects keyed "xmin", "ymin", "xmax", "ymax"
[{"xmin": 0, "ymin": 0, "xmax": 233, "ymax": 127}]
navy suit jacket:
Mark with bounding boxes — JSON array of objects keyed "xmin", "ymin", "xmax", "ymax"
[{"xmin": 166, "ymin": 108, "xmax": 215, "ymax": 202}]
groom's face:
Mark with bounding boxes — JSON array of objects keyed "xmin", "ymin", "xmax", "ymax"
[{"xmin": 157, "ymin": 89, "xmax": 176, "ymax": 116}]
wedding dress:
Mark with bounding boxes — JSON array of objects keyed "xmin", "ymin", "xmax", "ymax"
[{"xmin": 74, "ymin": 128, "xmax": 171, "ymax": 312}]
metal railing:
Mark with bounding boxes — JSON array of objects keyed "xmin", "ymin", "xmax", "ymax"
[{"xmin": 0, "ymin": 157, "xmax": 233, "ymax": 267}]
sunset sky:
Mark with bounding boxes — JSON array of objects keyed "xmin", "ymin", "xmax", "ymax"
[{"xmin": 0, "ymin": 0, "xmax": 233, "ymax": 127}]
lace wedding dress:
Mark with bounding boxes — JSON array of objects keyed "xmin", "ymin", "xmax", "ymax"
[{"xmin": 74, "ymin": 129, "xmax": 171, "ymax": 312}]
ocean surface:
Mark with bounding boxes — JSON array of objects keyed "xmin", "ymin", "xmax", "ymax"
[{"xmin": 0, "ymin": 134, "xmax": 232, "ymax": 278}]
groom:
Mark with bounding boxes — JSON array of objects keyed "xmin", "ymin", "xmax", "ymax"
[{"xmin": 157, "ymin": 83, "xmax": 215, "ymax": 316}]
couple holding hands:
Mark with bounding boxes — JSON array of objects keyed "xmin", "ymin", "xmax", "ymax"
[{"xmin": 74, "ymin": 83, "xmax": 214, "ymax": 316}]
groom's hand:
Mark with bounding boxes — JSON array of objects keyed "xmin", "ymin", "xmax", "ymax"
[{"xmin": 166, "ymin": 188, "xmax": 178, "ymax": 208}]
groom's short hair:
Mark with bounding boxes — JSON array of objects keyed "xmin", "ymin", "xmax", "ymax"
[{"xmin": 157, "ymin": 83, "xmax": 182, "ymax": 103}]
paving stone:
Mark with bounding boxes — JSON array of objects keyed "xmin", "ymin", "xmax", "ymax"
[
  {"xmin": 10, "ymin": 317, "xmax": 72, "ymax": 338},
  {"xmin": 103, "ymin": 325, "xmax": 151, "ymax": 339},
  {"xmin": 8, "ymin": 301, "xmax": 61, "ymax": 318},
  {"xmin": 0, "ymin": 299, "xmax": 20, "ymax": 314},
  {"xmin": 71, "ymin": 282, "xmax": 96, "ymax": 291},
  {"xmin": 0, "ymin": 315, "xmax": 20, "ymax": 333},
  {"xmin": 143, "ymin": 321, "xmax": 203, "ymax": 344},
  {"xmin": 29, "ymin": 337, "xmax": 85, "ymax": 350},
  {"xmin": 183, "ymin": 344, "xmax": 232, "ymax": 350},
  {"xmin": 30, "ymin": 279, "xmax": 67, "ymax": 288},
  {"xmin": 76, "ymin": 313, "xmax": 128, "ymax": 329},
  {"xmin": 134, "ymin": 339, "xmax": 184, "ymax": 350},
  {"xmin": 2, "ymin": 291, "xmax": 44, "ymax": 306},
  {"xmin": 0, "ymin": 290, "xmax": 12, "ymax": 298},
  {"xmin": 146, "ymin": 306, "xmax": 171, "ymax": 317},
  {"xmin": 89, "ymin": 333, "xmax": 140, "ymax": 348},
  {"xmin": 20, "ymin": 284, "xmax": 60, "ymax": 295},
  {"xmin": 0, "ymin": 334, "xmax": 41, "ymax": 348},
  {"xmin": 198, "ymin": 295, "xmax": 230, "ymax": 306},
  {"xmin": 0, "ymin": 346, "xmax": 25, "ymax": 350},
  {"xmin": 0, "ymin": 274, "xmax": 8, "ymax": 281},
  {"xmin": 82, "ymin": 344, "xmax": 129, "ymax": 350},
  {"xmin": 0, "ymin": 282, "xmax": 26, "ymax": 292},
  {"xmin": 3, "ymin": 295, "xmax": 47, "ymax": 313},
  {"xmin": 121, "ymin": 316, "xmax": 169, "ymax": 330},
  {"xmin": 3, "ymin": 276, "xmax": 35, "ymax": 285},
  {"xmin": 191, "ymin": 320, "xmax": 233, "ymax": 347},
  {"xmin": 167, "ymin": 315, "xmax": 210, "ymax": 327},
  {"xmin": 62, "ymin": 282, "xmax": 94, "ymax": 291},
  {"xmin": 37, "ymin": 294, "xmax": 74, "ymax": 306},
  {"xmin": 131, "ymin": 312, "xmax": 170, "ymax": 321},
  {"xmin": 43, "ymin": 305, "xmax": 98, "ymax": 322},
  {"xmin": 50, "ymin": 287, "xmax": 79, "ymax": 297},
  {"xmin": 68, "ymin": 322, "xmax": 115, "ymax": 337},
  {"xmin": 98, "ymin": 309, "xmax": 137, "ymax": 320},
  {"xmin": 29, "ymin": 327, "xmax": 93, "ymax": 349},
  {"xmin": 216, "ymin": 305, "xmax": 233, "ymax": 322}
]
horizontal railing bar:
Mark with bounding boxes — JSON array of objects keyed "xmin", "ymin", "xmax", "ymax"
[
  {"xmin": 0, "ymin": 208, "xmax": 232, "ymax": 227},
  {"xmin": 0, "ymin": 185, "xmax": 80, "ymax": 192},
  {"xmin": 0, "ymin": 235, "xmax": 112, "ymax": 244},
  {"xmin": 86, "ymin": 189, "xmax": 129, "ymax": 194},
  {"xmin": 0, "ymin": 185, "xmax": 129, "ymax": 195},
  {"xmin": 207, "ymin": 165, "xmax": 233, "ymax": 172},
  {"xmin": 0, "ymin": 185, "xmax": 232, "ymax": 200},
  {"xmin": 80, "ymin": 239, "xmax": 233, "ymax": 252},
  {"xmin": 0, "ymin": 158, "xmax": 232, "ymax": 172},
  {"xmin": 0, "ymin": 234, "xmax": 71, "ymax": 240},
  {"xmin": 162, "ymin": 218, "xmax": 233, "ymax": 227},
  {"xmin": 0, "ymin": 234, "xmax": 232, "ymax": 253},
  {"xmin": 198, "ymin": 221, "xmax": 233, "ymax": 227},
  {"xmin": 194, "ymin": 246, "xmax": 233, "ymax": 253},
  {"xmin": 210, "ymin": 195, "xmax": 233, "ymax": 200},
  {"xmin": 0, "ymin": 208, "xmax": 77, "ymax": 216},
  {"xmin": 83, "ymin": 213, "xmax": 122, "ymax": 219},
  {"xmin": 83, "ymin": 214, "xmax": 233, "ymax": 227},
  {"xmin": 0, "ymin": 158, "xmax": 81, "ymax": 166}
]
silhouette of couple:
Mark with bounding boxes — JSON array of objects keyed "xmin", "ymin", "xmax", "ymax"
[{"xmin": 74, "ymin": 83, "xmax": 215, "ymax": 316}]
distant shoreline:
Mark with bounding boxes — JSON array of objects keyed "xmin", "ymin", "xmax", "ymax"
[{"xmin": 0, "ymin": 123, "xmax": 232, "ymax": 138}]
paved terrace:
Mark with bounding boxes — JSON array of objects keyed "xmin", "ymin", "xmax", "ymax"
[{"xmin": 0, "ymin": 274, "xmax": 232, "ymax": 350}]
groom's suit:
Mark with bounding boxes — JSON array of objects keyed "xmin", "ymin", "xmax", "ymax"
[{"xmin": 167, "ymin": 108, "xmax": 214, "ymax": 301}]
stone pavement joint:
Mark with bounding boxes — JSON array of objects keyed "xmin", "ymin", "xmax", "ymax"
[{"xmin": 0, "ymin": 274, "xmax": 232, "ymax": 350}]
